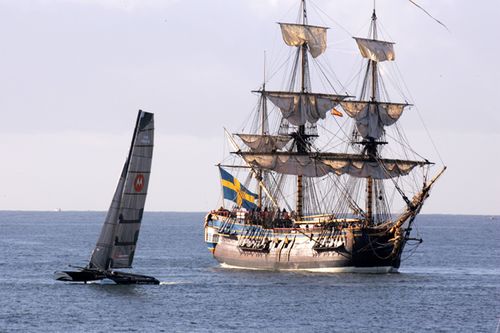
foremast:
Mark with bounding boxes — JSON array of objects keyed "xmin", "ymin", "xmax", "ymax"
[
  {"xmin": 347, "ymin": 9, "xmax": 409, "ymax": 225},
  {"xmin": 342, "ymin": 8, "xmax": 445, "ymax": 226}
]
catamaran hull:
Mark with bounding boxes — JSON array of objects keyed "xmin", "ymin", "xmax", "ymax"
[
  {"xmin": 104, "ymin": 271, "xmax": 160, "ymax": 285},
  {"xmin": 54, "ymin": 269, "xmax": 160, "ymax": 285},
  {"xmin": 54, "ymin": 270, "xmax": 105, "ymax": 282}
]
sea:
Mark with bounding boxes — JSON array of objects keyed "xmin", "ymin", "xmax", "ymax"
[{"xmin": 0, "ymin": 211, "xmax": 498, "ymax": 333}]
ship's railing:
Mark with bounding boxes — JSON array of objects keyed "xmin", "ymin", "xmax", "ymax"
[
  {"xmin": 209, "ymin": 208, "xmax": 295, "ymax": 229},
  {"xmin": 207, "ymin": 208, "xmax": 366, "ymax": 234}
]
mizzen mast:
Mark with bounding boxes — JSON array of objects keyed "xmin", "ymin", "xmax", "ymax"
[{"xmin": 258, "ymin": 53, "xmax": 268, "ymax": 209}]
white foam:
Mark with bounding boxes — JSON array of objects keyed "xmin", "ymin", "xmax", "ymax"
[
  {"xmin": 219, "ymin": 263, "xmax": 267, "ymax": 271},
  {"xmin": 96, "ymin": 279, "xmax": 116, "ymax": 285},
  {"xmin": 159, "ymin": 281, "xmax": 181, "ymax": 285}
]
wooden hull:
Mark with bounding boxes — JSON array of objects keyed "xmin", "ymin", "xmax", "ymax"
[{"xmin": 205, "ymin": 216, "xmax": 403, "ymax": 273}]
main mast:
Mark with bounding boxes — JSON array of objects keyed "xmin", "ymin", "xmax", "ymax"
[
  {"xmin": 238, "ymin": 0, "xmax": 350, "ymax": 215},
  {"xmin": 295, "ymin": 0, "xmax": 309, "ymax": 219}
]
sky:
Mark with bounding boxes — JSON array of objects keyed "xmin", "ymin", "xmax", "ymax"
[{"xmin": 0, "ymin": 0, "xmax": 498, "ymax": 215}]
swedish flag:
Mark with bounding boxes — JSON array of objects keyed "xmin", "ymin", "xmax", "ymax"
[{"xmin": 219, "ymin": 167, "xmax": 258, "ymax": 210}]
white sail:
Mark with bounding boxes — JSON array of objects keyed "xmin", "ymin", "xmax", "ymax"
[
  {"xmin": 279, "ymin": 23, "xmax": 328, "ymax": 58},
  {"xmin": 322, "ymin": 159, "xmax": 419, "ymax": 179},
  {"xmin": 266, "ymin": 92, "xmax": 342, "ymax": 126},
  {"xmin": 236, "ymin": 134, "xmax": 292, "ymax": 152},
  {"xmin": 242, "ymin": 154, "xmax": 330, "ymax": 177},
  {"xmin": 241, "ymin": 152, "xmax": 425, "ymax": 179},
  {"xmin": 354, "ymin": 37, "xmax": 395, "ymax": 62},
  {"xmin": 340, "ymin": 101, "xmax": 408, "ymax": 140}
]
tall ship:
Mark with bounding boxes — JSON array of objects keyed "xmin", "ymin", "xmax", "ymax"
[{"xmin": 204, "ymin": 0, "xmax": 446, "ymax": 272}]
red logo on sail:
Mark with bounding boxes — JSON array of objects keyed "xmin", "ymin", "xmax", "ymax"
[{"xmin": 134, "ymin": 174, "xmax": 145, "ymax": 192}]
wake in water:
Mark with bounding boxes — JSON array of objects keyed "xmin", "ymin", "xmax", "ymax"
[{"xmin": 159, "ymin": 281, "xmax": 188, "ymax": 286}]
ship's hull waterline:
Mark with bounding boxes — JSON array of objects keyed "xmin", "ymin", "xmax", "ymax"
[{"xmin": 205, "ymin": 214, "xmax": 403, "ymax": 273}]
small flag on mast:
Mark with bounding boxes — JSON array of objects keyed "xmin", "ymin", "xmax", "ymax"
[{"xmin": 331, "ymin": 108, "xmax": 343, "ymax": 117}]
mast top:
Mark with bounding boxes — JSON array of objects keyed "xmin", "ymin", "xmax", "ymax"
[
  {"xmin": 370, "ymin": 8, "xmax": 378, "ymax": 39},
  {"xmin": 301, "ymin": 0, "xmax": 307, "ymax": 25}
]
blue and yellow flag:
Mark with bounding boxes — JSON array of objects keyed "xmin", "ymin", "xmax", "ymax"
[{"xmin": 219, "ymin": 167, "xmax": 258, "ymax": 210}]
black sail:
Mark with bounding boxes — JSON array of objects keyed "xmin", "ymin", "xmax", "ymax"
[{"xmin": 89, "ymin": 111, "xmax": 154, "ymax": 270}]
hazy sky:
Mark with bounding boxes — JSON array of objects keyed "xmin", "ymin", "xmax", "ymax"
[{"xmin": 0, "ymin": 0, "xmax": 498, "ymax": 215}]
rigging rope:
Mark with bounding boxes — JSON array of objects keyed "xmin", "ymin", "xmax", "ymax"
[{"xmin": 408, "ymin": 0, "xmax": 449, "ymax": 31}]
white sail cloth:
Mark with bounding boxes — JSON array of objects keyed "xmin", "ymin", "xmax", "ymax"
[
  {"xmin": 236, "ymin": 134, "xmax": 292, "ymax": 152},
  {"xmin": 340, "ymin": 101, "xmax": 408, "ymax": 140},
  {"xmin": 354, "ymin": 38, "xmax": 395, "ymax": 62},
  {"xmin": 242, "ymin": 154, "xmax": 331, "ymax": 177},
  {"xmin": 267, "ymin": 93, "xmax": 341, "ymax": 126},
  {"xmin": 279, "ymin": 23, "xmax": 328, "ymax": 58},
  {"xmin": 241, "ymin": 153, "xmax": 422, "ymax": 179},
  {"xmin": 321, "ymin": 159, "xmax": 417, "ymax": 179}
]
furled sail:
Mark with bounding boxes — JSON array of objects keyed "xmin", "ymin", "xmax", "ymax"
[
  {"xmin": 236, "ymin": 134, "xmax": 292, "ymax": 152},
  {"xmin": 321, "ymin": 158, "xmax": 420, "ymax": 179},
  {"xmin": 89, "ymin": 111, "xmax": 154, "ymax": 270},
  {"xmin": 239, "ymin": 152, "xmax": 428, "ymax": 179},
  {"xmin": 264, "ymin": 91, "xmax": 345, "ymax": 126},
  {"xmin": 279, "ymin": 23, "xmax": 328, "ymax": 58},
  {"xmin": 354, "ymin": 37, "xmax": 395, "ymax": 62},
  {"xmin": 242, "ymin": 153, "xmax": 330, "ymax": 177},
  {"xmin": 340, "ymin": 101, "xmax": 408, "ymax": 140}
]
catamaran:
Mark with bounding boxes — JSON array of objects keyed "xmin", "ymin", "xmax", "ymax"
[{"xmin": 55, "ymin": 110, "xmax": 159, "ymax": 284}]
